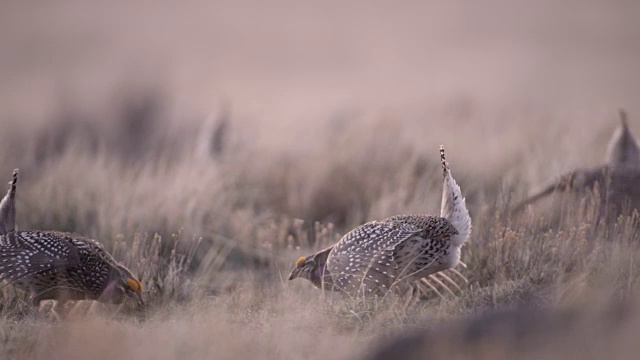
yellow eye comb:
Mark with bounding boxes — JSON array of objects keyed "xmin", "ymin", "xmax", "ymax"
[
  {"xmin": 295, "ymin": 256, "xmax": 306, "ymax": 267},
  {"xmin": 127, "ymin": 278, "xmax": 142, "ymax": 292}
]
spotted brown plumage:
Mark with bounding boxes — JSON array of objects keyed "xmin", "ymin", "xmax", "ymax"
[
  {"xmin": 0, "ymin": 170, "xmax": 144, "ymax": 307},
  {"xmin": 288, "ymin": 145, "xmax": 471, "ymax": 298}
]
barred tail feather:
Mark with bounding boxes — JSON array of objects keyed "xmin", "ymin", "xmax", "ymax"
[
  {"xmin": 0, "ymin": 169, "xmax": 18, "ymax": 235},
  {"xmin": 439, "ymin": 146, "xmax": 471, "ymax": 246}
]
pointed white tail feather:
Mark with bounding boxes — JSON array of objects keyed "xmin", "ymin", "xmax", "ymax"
[
  {"xmin": 434, "ymin": 272, "xmax": 464, "ymax": 293},
  {"xmin": 448, "ymin": 268, "xmax": 469, "ymax": 283},
  {"xmin": 440, "ymin": 146, "xmax": 471, "ymax": 247},
  {"xmin": 419, "ymin": 278, "xmax": 445, "ymax": 299},
  {"xmin": 606, "ymin": 110, "xmax": 640, "ymax": 169},
  {"xmin": 427, "ymin": 274, "xmax": 456, "ymax": 296},
  {"xmin": 0, "ymin": 169, "xmax": 18, "ymax": 235}
]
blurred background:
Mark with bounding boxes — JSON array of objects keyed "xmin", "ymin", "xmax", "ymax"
[
  {"xmin": 1, "ymin": 0, "xmax": 638, "ymax": 233},
  {"xmin": 2, "ymin": 0, "xmax": 639, "ymax": 129},
  {"xmin": 2, "ymin": 0, "xmax": 639, "ymax": 230}
]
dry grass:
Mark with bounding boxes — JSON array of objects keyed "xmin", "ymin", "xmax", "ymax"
[
  {"xmin": 0, "ymin": 97, "xmax": 639, "ymax": 359},
  {"xmin": 2, "ymin": 1, "xmax": 640, "ymax": 358}
]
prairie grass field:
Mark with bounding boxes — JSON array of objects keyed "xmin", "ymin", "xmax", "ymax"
[{"xmin": 2, "ymin": 1, "xmax": 640, "ymax": 359}]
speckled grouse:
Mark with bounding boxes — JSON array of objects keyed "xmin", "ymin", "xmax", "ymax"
[
  {"xmin": 0, "ymin": 170, "xmax": 143, "ymax": 307},
  {"xmin": 513, "ymin": 110, "xmax": 640, "ymax": 218},
  {"xmin": 288, "ymin": 146, "xmax": 471, "ymax": 298}
]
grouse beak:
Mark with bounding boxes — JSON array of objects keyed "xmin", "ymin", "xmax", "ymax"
[
  {"xmin": 288, "ymin": 267, "xmax": 300, "ymax": 281},
  {"xmin": 134, "ymin": 292, "xmax": 145, "ymax": 308}
]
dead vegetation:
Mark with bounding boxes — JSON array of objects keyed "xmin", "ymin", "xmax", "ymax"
[
  {"xmin": 0, "ymin": 94, "xmax": 639, "ymax": 359},
  {"xmin": 2, "ymin": 1, "xmax": 640, "ymax": 358}
]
